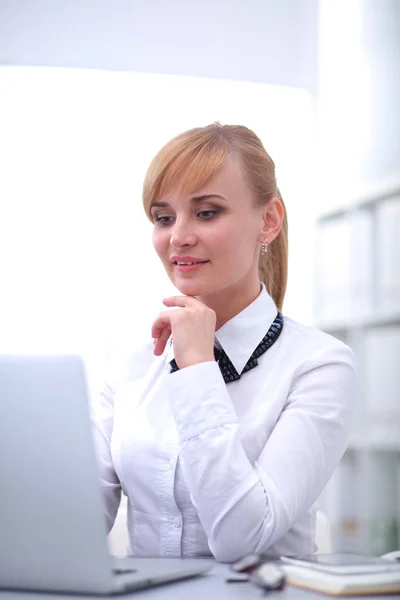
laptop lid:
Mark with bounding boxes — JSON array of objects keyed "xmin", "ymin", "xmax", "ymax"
[{"xmin": 0, "ymin": 354, "xmax": 114, "ymax": 594}]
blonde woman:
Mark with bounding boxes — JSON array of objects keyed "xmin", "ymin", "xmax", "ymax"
[{"xmin": 92, "ymin": 123, "xmax": 356, "ymax": 562}]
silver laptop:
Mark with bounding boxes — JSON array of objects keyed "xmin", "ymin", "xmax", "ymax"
[{"xmin": 0, "ymin": 355, "xmax": 212, "ymax": 594}]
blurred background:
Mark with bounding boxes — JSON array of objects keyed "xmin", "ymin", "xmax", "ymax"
[{"xmin": 0, "ymin": 0, "xmax": 399, "ymax": 555}]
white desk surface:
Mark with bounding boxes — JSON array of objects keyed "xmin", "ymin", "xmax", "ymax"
[{"xmin": 0, "ymin": 562, "xmax": 399, "ymax": 600}]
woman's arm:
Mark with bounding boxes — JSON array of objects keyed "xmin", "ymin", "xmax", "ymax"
[
  {"xmin": 165, "ymin": 342, "xmax": 356, "ymax": 562},
  {"xmin": 91, "ymin": 380, "xmax": 121, "ymax": 533}
]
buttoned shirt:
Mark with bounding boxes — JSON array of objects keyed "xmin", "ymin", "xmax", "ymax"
[{"xmin": 91, "ymin": 284, "xmax": 356, "ymax": 562}]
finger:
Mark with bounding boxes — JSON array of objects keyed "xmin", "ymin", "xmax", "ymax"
[
  {"xmin": 151, "ymin": 313, "xmax": 172, "ymax": 339},
  {"xmin": 153, "ymin": 324, "xmax": 171, "ymax": 356},
  {"xmin": 152, "ymin": 324, "xmax": 166, "ymax": 339},
  {"xmin": 162, "ymin": 295, "xmax": 199, "ymax": 308},
  {"xmin": 153, "ymin": 338, "xmax": 166, "ymax": 356},
  {"xmin": 153, "ymin": 343, "xmax": 163, "ymax": 356}
]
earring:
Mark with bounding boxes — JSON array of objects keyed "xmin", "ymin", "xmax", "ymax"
[{"xmin": 261, "ymin": 239, "xmax": 268, "ymax": 254}]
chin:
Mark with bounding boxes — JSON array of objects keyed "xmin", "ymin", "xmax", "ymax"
[{"xmin": 173, "ymin": 278, "xmax": 210, "ymax": 298}]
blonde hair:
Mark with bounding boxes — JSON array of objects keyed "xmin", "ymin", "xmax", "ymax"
[{"xmin": 143, "ymin": 123, "xmax": 288, "ymax": 310}]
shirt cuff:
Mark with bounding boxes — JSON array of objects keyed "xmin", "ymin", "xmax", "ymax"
[{"xmin": 165, "ymin": 361, "xmax": 238, "ymax": 441}]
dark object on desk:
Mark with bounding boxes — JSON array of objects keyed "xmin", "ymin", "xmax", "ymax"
[
  {"xmin": 280, "ymin": 553, "xmax": 400, "ymax": 596},
  {"xmin": 230, "ymin": 554, "xmax": 286, "ymax": 592}
]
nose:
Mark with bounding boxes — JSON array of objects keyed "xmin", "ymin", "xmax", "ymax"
[{"xmin": 170, "ymin": 217, "xmax": 198, "ymax": 249}]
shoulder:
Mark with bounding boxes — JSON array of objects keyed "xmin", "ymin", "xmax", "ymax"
[
  {"xmin": 280, "ymin": 315, "xmax": 356, "ymax": 374},
  {"xmin": 276, "ymin": 318, "xmax": 357, "ymax": 420}
]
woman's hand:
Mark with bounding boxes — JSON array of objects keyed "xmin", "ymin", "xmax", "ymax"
[{"xmin": 151, "ymin": 296, "xmax": 216, "ymax": 369}]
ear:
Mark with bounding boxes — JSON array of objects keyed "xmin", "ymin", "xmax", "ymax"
[{"xmin": 258, "ymin": 197, "xmax": 284, "ymax": 243}]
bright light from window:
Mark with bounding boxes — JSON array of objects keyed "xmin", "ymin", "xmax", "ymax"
[{"xmin": 0, "ymin": 66, "xmax": 314, "ymax": 383}]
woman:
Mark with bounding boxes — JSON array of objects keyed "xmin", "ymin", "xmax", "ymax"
[{"xmin": 92, "ymin": 123, "xmax": 356, "ymax": 562}]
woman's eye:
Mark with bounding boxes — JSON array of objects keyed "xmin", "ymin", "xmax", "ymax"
[
  {"xmin": 154, "ymin": 215, "xmax": 174, "ymax": 225},
  {"xmin": 197, "ymin": 210, "xmax": 219, "ymax": 219}
]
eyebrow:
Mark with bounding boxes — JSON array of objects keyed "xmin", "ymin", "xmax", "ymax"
[{"xmin": 151, "ymin": 194, "xmax": 227, "ymax": 209}]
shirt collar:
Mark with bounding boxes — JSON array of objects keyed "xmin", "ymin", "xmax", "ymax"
[
  {"xmin": 166, "ymin": 283, "xmax": 278, "ymax": 374},
  {"xmin": 215, "ymin": 283, "xmax": 278, "ymax": 374}
]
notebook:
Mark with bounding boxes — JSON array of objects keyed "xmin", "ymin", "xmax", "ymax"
[{"xmin": 280, "ymin": 553, "xmax": 400, "ymax": 596}]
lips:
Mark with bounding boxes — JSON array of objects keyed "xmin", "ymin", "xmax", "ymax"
[
  {"xmin": 170, "ymin": 256, "xmax": 209, "ymax": 265},
  {"xmin": 170, "ymin": 256, "xmax": 210, "ymax": 273},
  {"xmin": 174, "ymin": 260, "xmax": 208, "ymax": 266}
]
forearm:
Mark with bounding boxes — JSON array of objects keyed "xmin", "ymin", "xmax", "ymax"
[
  {"xmin": 167, "ymin": 346, "xmax": 355, "ymax": 562},
  {"xmin": 167, "ymin": 362, "xmax": 282, "ymax": 561},
  {"xmin": 91, "ymin": 382, "xmax": 122, "ymax": 533},
  {"xmin": 177, "ymin": 421, "xmax": 285, "ymax": 562}
]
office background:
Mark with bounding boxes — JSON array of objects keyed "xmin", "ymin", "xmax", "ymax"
[{"xmin": 0, "ymin": 0, "xmax": 399, "ymax": 555}]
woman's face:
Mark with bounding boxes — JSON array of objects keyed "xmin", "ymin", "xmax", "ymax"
[{"xmin": 151, "ymin": 157, "xmax": 278, "ymax": 301}]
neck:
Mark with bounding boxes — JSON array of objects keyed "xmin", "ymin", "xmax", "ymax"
[{"xmin": 198, "ymin": 278, "xmax": 262, "ymax": 330}]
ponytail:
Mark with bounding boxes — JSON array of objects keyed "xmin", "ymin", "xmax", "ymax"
[{"xmin": 259, "ymin": 189, "xmax": 288, "ymax": 311}]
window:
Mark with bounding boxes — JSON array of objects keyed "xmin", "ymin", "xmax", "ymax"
[{"xmin": 0, "ymin": 66, "xmax": 314, "ymax": 387}]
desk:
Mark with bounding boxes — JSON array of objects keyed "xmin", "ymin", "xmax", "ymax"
[{"xmin": 1, "ymin": 562, "xmax": 399, "ymax": 600}]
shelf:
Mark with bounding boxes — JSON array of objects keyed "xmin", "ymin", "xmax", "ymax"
[
  {"xmin": 316, "ymin": 175, "xmax": 400, "ymax": 556},
  {"xmin": 347, "ymin": 437, "xmax": 400, "ymax": 452},
  {"xmin": 317, "ymin": 310, "xmax": 400, "ymax": 334},
  {"xmin": 317, "ymin": 175, "xmax": 400, "ymax": 222}
]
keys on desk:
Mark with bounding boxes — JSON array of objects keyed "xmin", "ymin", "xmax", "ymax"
[{"xmin": 228, "ymin": 554, "xmax": 286, "ymax": 592}]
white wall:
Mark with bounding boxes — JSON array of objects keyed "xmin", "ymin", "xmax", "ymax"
[
  {"xmin": 317, "ymin": 0, "xmax": 400, "ymax": 213},
  {"xmin": 0, "ymin": 0, "xmax": 318, "ymax": 92},
  {"xmin": 0, "ymin": 67, "xmax": 314, "ymax": 384}
]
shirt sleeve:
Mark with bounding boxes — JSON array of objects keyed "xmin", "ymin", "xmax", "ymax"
[
  {"xmin": 165, "ymin": 342, "xmax": 356, "ymax": 562},
  {"xmin": 90, "ymin": 379, "xmax": 122, "ymax": 533}
]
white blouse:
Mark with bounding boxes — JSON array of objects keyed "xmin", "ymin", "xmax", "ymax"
[{"xmin": 91, "ymin": 285, "xmax": 356, "ymax": 562}]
